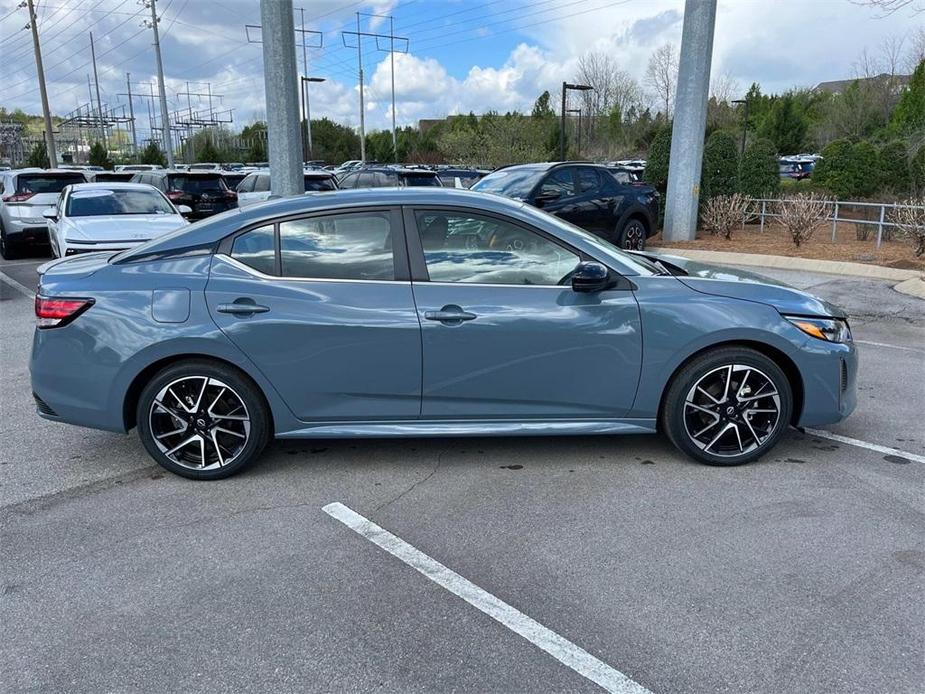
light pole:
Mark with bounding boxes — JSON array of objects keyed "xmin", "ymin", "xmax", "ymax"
[
  {"xmin": 300, "ymin": 76, "xmax": 325, "ymax": 161},
  {"xmin": 566, "ymin": 108, "xmax": 582, "ymax": 157},
  {"xmin": 732, "ymin": 98, "xmax": 749, "ymax": 156},
  {"xmin": 560, "ymin": 82, "xmax": 593, "ymax": 160}
]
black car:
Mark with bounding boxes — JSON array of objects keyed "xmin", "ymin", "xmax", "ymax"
[
  {"xmin": 337, "ymin": 167, "xmax": 442, "ymax": 189},
  {"xmin": 471, "ymin": 162, "xmax": 659, "ymax": 250},
  {"xmin": 129, "ymin": 170, "xmax": 237, "ymax": 219},
  {"xmin": 89, "ymin": 172, "xmax": 136, "ymax": 183}
]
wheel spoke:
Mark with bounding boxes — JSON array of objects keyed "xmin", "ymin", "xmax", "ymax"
[
  {"xmin": 154, "ymin": 425, "xmax": 186, "ymax": 440},
  {"xmin": 732, "ymin": 423, "xmax": 744, "ymax": 452},
  {"xmin": 720, "ymin": 365, "xmax": 733, "ymax": 402},
  {"xmin": 686, "ymin": 401, "xmax": 720, "ymax": 418},
  {"xmin": 191, "ymin": 377, "xmax": 210, "ymax": 412},
  {"xmin": 704, "ymin": 423, "xmax": 733, "ymax": 453},
  {"xmin": 746, "ymin": 408, "xmax": 777, "ymax": 414},
  {"xmin": 153, "ymin": 400, "xmax": 186, "ymax": 423},
  {"xmin": 739, "ymin": 390, "xmax": 777, "ymax": 402},
  {"xmin": 166, "ymin": 435, "xmax": 200, "ymax": 458},
  {"xmin": 693, "ymin": 418, "xmax": 721, "ymax": 438},
  {"xmin": 207, "ymin": 386, "xmax": 227, "ymax": 414},
  {"xmin": 743, "ymin": 416, "xmax": 763, "ymax": 446},
  {"xmin": 198, "ymin": 436, "xmax": 207, "ymax": 467},
  {"xmin": 736, "ymin": 368, "xmax": 752, "ymax": 399},
  {"xmin": 214, "ymin": 426, "xmax": 246, "ymax": 439},
  {"xmin": 168, "ymin": 386, "xmax": 193, "ymax": 413},
  {"xmin": 210, "ymin": 430, "xmax": 226, "ymax": 466},
  {"xmin": 696, "ymin": 386, "xmax": 721, "ymax": 404}
]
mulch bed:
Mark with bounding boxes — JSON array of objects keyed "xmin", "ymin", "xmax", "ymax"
[{"xmin": 652, "ymin": 222, "xmax": 925, "ymax": 272}]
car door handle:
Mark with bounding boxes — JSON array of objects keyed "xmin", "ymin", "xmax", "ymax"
[
  {"xmin": 216, "ymin": 300, "xmax": 270, "ymax": 315},
  {"xmin": 424, "ymin": 307, "xmax": 477, "ymax": 323}
]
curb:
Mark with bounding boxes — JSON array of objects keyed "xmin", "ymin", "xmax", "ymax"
[
  {"xmin": 649, "ymin": 247, "xmax": 922, "ymax": 282},
  {"xmin": 894, "ymin": 276, "xmax": 925, "ymax": 299}
]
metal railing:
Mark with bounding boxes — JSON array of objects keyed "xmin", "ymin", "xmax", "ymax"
[{"xmin": 747, "ymin": 198, "xmax": 925, "ymax": 249}]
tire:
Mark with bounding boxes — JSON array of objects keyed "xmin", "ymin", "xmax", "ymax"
[
  {"xmin": 660, "ymin": 347, "xmax": 793, "ymax": 466},
  {"xmin": 136, "ymin": 359, "xmax": 271, "ymax": 480},
  {"xmin": 617, "ymin": 218, "xmax": 647, "ymax": 251},
  {"xmin": 0, "ymin": 225, "xmax": 19, "ymax": 260}
]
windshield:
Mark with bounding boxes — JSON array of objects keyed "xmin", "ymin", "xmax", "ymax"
[
  {"xmin": 471, "ymin": 168, "xmax": 542, "ymax": 200},
  {"xmin": 168, "ymin": 175, "xmax": 227, "ymax": 193},
  {"xmin": 304, "ymin": 176, "xmax": 336, "ymax": 191},
  {"xmin": 66, "ymin": 189, "xmax": 176, "ymax": 217},
  {"xmin": 16, "ymin": 173, "xmax": 86, "ymax": 194}
]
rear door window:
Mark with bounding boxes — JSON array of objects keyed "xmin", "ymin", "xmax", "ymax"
[
  {"xmin": 540, "ymin": 168, "xmax": 576, "ymax": 197},
  {"xmin": 231, "ymin": 224, "xmax": 276, "ymax": 275},
  {"xmin": 577, "ymin": 168, "xmax": 602, "ymax": 194},
  {"xmin": 254, "ymin": 175, "xmax": 270, "ymax": 193}
]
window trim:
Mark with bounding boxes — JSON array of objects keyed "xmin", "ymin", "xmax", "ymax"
[
  {"xmin": 536, "ymin": 166, "xmax": 577, "ymax": 200},
  {"xmin": 220, "ymin": 206, "xmax": 409, "ymax": 282}
]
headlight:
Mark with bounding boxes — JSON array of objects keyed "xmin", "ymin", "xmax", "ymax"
[{"xmin": 784, "ymin": 315, "xmax": 852, "ymax": 343}]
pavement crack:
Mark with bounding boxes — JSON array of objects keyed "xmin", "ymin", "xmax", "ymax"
[{"xmin": 373, "ymin": 449, "xmax": 444, "ymax": 514}]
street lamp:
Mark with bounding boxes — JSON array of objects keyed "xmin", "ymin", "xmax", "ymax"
[
  {"xmin": 560, "ymin": 82, "xmax": 593, "ymax": 160},
  {"xmin": 301, "ymin": 76, "xmax": 326, "ymax": 162},
  {"xmin": 732, "ymin": 98, "xmax": 749, "ymax": 157},
  {"xmin": 566, "ymin": 108, "xmax": 582, "ymax": 157}
]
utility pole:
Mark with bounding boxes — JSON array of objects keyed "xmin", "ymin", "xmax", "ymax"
[
  {"xmin": 147, "ymin": 0, "xmax": 175, "ymax": 167},
  {"xmin": 299, "ymin": 6, "xmax": 309, "ymax": 164},
  {"xmin": 90, "ymin": 32, "xmax": 107, "ymax": 150},
  {"xmin": 125, "ymin": 73, "xmax": 138, "ymax": 155},
  {"xmin": 389, "ymin": 15, "xmax": 396, "ymax": 160},
  {"xmin": 260, "ymin": 0, "xmax": 303, "ymax": 197},
  {"xmin": 26, "ymin": 0, "xmax": 58, "ymax": 167},
  {"xmin": 732, "ymin": 98, "xmax": 749, "ymax": 156},
  {"xmin": 559, "ymin": 82, "xmax": 593, "ymax": 160},
  {"xmin": 663, "ymin": 0, "xmax": 718, "ymax": 241},
  {"xmin": 356, "ymin": 12, "xmax": 365, "ymax": 163}
]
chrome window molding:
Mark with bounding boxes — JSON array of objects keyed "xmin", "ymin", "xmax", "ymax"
[{"xmin": 215, "ymin": 253, "xmax": 409, "ymax": 286}]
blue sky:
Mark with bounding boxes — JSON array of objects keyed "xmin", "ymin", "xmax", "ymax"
[{"xmin": 1, "ymin": 0, "xmax": 921, "ymax": 142}]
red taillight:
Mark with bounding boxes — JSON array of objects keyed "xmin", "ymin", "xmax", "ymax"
[
  {"xmin": 224, "ymin": 190, "xmax": 237, "ymax": 201},
  {"xmin": 166, "ymin": 190, "xmax": 185, "ymax": 201},
  {"xmin": 2, "ymin": 192, "xmax": 35, "ymax": 203},
  {"xmin": 35, "ymin": 296, "xmax": 94, "ymax": 328}
]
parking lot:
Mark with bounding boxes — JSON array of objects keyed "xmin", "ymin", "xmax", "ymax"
[{"xmin": 1, "ymin": 251, "xmax": 923, "ymax": 693}]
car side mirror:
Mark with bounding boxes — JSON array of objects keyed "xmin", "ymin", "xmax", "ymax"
[
  {"xmin": 176, "ymin": 204, "xmax": 192, "ymax": 215},
  {"xmin": 571, "ymin": 261, "xmax": 611, "ymax": 293},
  {"xmin": 42, "ymin": 208, "xmax": 57, "ymax": 221}
]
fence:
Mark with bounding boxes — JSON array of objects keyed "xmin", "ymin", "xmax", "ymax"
[{"xmin": 747, "ymin": 198, "xmax": 925, "ymax": 249}]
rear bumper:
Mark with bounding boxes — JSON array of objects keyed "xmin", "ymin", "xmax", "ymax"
[{"xmin": 5, "ymin": 224, "xmax": 49, "ymax": 244}]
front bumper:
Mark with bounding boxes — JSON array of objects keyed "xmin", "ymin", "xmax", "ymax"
[{"xmin": 795, "ymin": 339, "xmax": 858, "ymax": 427}]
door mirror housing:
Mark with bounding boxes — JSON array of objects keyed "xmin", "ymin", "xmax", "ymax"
[
  {"xmin": 176, "ymin": 204, "xmax": 192, "ymax": 215},
  {"xmin": 570, "ymin": 261, "xmax": 611, "ymax": 293},
  {"xmin": 42, "ymin": 208, "xmax": 57, "ymax": 221}
]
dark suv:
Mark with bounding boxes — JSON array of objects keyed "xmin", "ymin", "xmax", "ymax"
[
  {"xmin": 336, "ymin": 167, "xmax": 442, "ymax": 189},
  {"xmin": 129, "ymin": 170, "xmax": 237, "ymax": 219},
  {"xmin": 471, "ymin": 162, "xmax": 659, "ymax": 250}
]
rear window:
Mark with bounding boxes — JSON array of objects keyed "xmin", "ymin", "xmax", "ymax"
[
  {"xmin": 401, "ymin": 173, "xmax": 440, "ymax": 187},
  {"xmin": 16, "ymin": 173, "xmax": 85, "ymax": 194},
  {"xmin": 167, "ymin": 174, "xmax": 228, "ymax": 193},
  {"xmin": 304, "ymin": 176, "xmax": 336, "ymax": 192}
]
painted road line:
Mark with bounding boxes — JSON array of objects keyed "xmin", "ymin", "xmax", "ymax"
[
  {"xmin": 0, "ymin": 269, "xmax": 35, "ymax": 298},
  {"xmin": 853, "ymin": 339, "xmax": 925, "ymax": 354},
  {"xmin": 323, "ymin": 502, "xmax": 651, "ymax": 694},
  {"xmin": 806, "ymin": 428, "xmax": 925, "ymax": 464}
]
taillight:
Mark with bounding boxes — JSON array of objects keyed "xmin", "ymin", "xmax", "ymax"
[
  {"xmin": 35, "ymin": 296, "xmax": 94, "ymax": 328},
  {"xmin": 224, "ymin": 190, "xmax": 237, "ymax": 201},
  {"xmin": 166, "ymin": 190, "xmax": 185, "ymax": 201},
  {"xmin": 2, "ymin": 192, "xmax": 35, "ymax": 203}
]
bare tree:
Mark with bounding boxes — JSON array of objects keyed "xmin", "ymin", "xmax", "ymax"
[
  {"xmin": 701, "ymin": 194, "xmax": 749, "ymax": 240},
  {"xmin": 851, "ymin": 0, "xmax": 923, "ymax": 15},
  {"xmin": 890, "ymin": 199, "xmax": 925, "ymax": 256},
  {"xmin": 645, "ymin": 43, "xmax": 678, "ymax": 119},
  {"xmin": 907, "ymin": 26, "xmax": 925, "ymax": 71},
  {"xmin": 777, "ymin": 194, "xmax": 831, "ymax": 247}
]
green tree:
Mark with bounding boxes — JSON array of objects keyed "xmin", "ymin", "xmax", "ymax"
[
  {"xmin": 88, "ymin": 141, "xmax": 112, "ymax": 169},
  {"xmin": 531, "ymin": 91, "xmax": 555, "ymax": 120},
  {"xmin": 240, "ymin": 121, "xmax": 268, "ymax": 162},
  {"xmin": 644, "ymin": 125, "xmax": 671, "ymax": 194},
  {"xmin": 310, "ymin": 117, "xmax": 360, "ymax": 164},
  {"xmin": 878, "ymin": 141, "xmax": 911, "ymax": 195},
  {"xmin": 139, "ymin": 140, "xmax": 167, "ymax": 167},
  {"xmin": 700, "ymin": 130, "xmax": 739, "ymax": 201},
  {"xmin": 738, "ymin": 138, "xmax": 779, "ymax": 198},
  {"xmin": 26, "ymin": 141, "xmax": 49, "ymax": 168},
  {"xmin": 890, "ymin": 60, "xmax": 925, "ymax": 134},
  {"xmin": 851, "ymin": 141, "xmax": 880, "ymax": 198},
  {"xmin": 757, "ymin": 93, "xmax": 809, "ymax": 154},
  {"xmin": 195, "ymin": 136, "xmax": 222, "ymax": 163},
  {"xmin": 911, "ymin": 145, "xmax": 925, "ymax": 195},
  {"xmin": 812, "ymin": 138, "xmax": 877, "ymax": 199}
]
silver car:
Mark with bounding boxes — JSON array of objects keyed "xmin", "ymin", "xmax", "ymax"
[{"xmin": 0, "ymin": 168, "xmax": 87, "ymax": 259}]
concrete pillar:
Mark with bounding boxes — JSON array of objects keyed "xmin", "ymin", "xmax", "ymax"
[
  {"xmin": 662, "ymin": 0, "xmax": 717, "ymax": 241},
  {"xmin": 260, "ymin": 0, "xmax": 303, "ymax": 198}
]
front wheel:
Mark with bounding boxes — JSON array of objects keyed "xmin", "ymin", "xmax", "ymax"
[
  {"xmin": 661, "ymin": 347, "xmax": 792, "ymax": 466},
  {"xmin": 136, "ymin": 360, "xmax": 271, "ymax": 480},
  {"xmin": 616, "ymin": 218, "xmax": 647, "ymax": 250}
]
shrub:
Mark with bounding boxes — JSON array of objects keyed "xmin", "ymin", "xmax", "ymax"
[
  {"xmin": 26, "ymin": 141, "xmax": 49, "ymax": 168},
  {"xmin": 644, "ymin": 125, "xmax": 671, "ymax": 194},
  {"xmin": 812, "ymin": 139, "xmax": 858, "ymax": 199},
  {"xmin": 139, "ymin": 141, "xmax": 167, "ymax": 167},
  {"xmin": 88, "ymin": 141, "xmax": 112, "ymax": 170},
  {"xmin": 739, "ymin": 138, "xmax": 779, "ymax": 198},
  {"xmin": 890, "ymin": 199, "xmax": 925, "ymax": 257},
  {"xmin": 878, "ymin": 140, "xmax": 912, "ymax": 196},
  {"xmin": 777, "ymin": 193, "xmax": 831, "ymax": 247},
  {"xmin": 912, "ymin": 146, "xmax": 925, "ymax": 195},
  {"xmin": 700, "ymin": 130, "xmax": 739, "ymax": 202},
  {"xmin": 701, "ymin": 193, "xmax": 748, "ymax": 240}
]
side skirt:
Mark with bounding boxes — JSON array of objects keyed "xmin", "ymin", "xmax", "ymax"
[{"xmin": 275, "ymin": 418, "xmax": 658, "ymax": 439}]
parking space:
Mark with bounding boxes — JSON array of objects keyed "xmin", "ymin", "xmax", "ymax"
[{"xmin": 1, "ymin": 254, "xmax": 923, "ymax": 693}]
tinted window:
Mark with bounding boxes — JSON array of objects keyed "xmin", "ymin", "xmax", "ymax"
[
  {"xmin": 338, "ymin": 173, "xmax": 357, "ymax": 188},
  {"xmin": 304, "ymin": 176, "xmax": 336, "ymax": 191},
  {"xmin": 577, "ymin": 168, "xmax": 601, "ymax": 193},
  {"xmin": 231, "ymin": 225, "xmax": 276, "ymax": 275},
  {"xmin": 16, "ymin": 173, "xmax": 85, "ymax": 194},
  {"xmin": 168, "ymin": 175, "xmax": 227, "ymax": 193},
  {"xmin": 254, "ymin": 175, "xmax": 270, "ymax": 193},
  {"xmin": 237, "ymin": 174, "xmax": 256, "ymax": 193},
  {"xmin": 402, "ymin": 173, "xmax": 440, "ymax": 187},
  {"xmin": 357, "ymin": 172, "xmax": 377, "ymax": 188},
  {"xmin": 540, "ymin": 168, "xmax": 575, "ymax": 197},
  {"xmin": 279, "ymin": 212, "xmax": 394, "ymax": 281},
  {"xmin": 375, "ymin": 172, "xmax": 396, "ymax": 187},
  {"xmin": 66, "ymin": 189, "xmax": 175, "ymax": 216},
  {"xmin": 415, "ymin": 211, "xmax": 580, "ymax": 286},
  {"xmin": 471, "ymin": 168, "xmax": 542, "ymax": 199}
]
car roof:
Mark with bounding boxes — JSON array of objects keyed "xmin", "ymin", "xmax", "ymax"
[
  {"xmin": 66, "ymin": 182, "xmax": 161, "ymax": 191},
  {"xmin": 144, "ymin": 169, "xmax": 224, "ymax": 176},
  {"xmin": 7, "ymin": 168, "xmax": 87, "ymax": 175}
]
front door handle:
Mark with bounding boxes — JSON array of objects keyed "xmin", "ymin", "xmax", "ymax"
[
  {"xmin": 424, "ymin": 305, "xmax": 477, "ymax": 325},
  {"xmin": 216, "ymin": 299, "xmax": 270, "ymax": 316}
]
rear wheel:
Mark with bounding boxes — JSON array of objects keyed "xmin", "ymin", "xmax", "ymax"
[
  {"xmin": 136, "ymin": 360, "xmax": 271, "ymax": 480},
  {"xmin": 661, "ymin": 347, "xmax": 792, "ymax": 466},
  {"xmin": 617, "ymin": 218, "xmax": 646, "ymax": 250},
  {"xmin": 0, "ymin": 225, "xmax": 19, "ymax": 260}
]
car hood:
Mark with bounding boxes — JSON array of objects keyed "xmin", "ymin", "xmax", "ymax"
[
  {"xmin": 63, "ymin": 214, "xmax": 187, "ymax": 241},
  {"xmin": 639, "ymin": 251, "xmax": 847, "ymax": 319}
]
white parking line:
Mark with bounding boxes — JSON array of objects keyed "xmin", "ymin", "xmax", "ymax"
[
  {"xmin": 806, "ymin": 428, "xmax": 925, "ymax": 464},
  {"xmin": 854, "ymin": 339, "xmax": 925, "ymax": 354},
  {"xmin": 323, "ymin": 502, "xmax": 651, "ymax": 694},
  {"xmin": 0, "ymin": 269, "xmax": 35, "ymax": 299}
]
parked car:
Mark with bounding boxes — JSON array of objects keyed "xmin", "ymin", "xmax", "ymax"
[
  {"xmin": 189, "ymin": 163, "xmax": 223, "ymax": 172},
  {"xmin": 778, "ymin": 158, "xmax": 815, "ymax": 180},
  {"xmin": 44, "ymin": 182, "xmax": 189, "ymax": 258},
  {"xmin": 236, "ymin": 170, "xmax": 338, "ymax": 207},
  {"xmin": 436, "ymin": 167, "xmax": 488, "ymax": 189},
  {"xmin": 89, "ymin": 172, "xmax": 136, "ymax": 183},
  {"xmin": 337, "ymin": 167, "xmax": 442, "ymax": 189},
  {"xmin": 220, "ymin": 171, "xmax": 249, "ymax": 191},
  {"xmin": 31, "ymin": 187, "xmax": 856, "ymax": 480},
  {"xmin": 0, "ymin": 168, "xmax": 87, "ymax": 258},
  {"xmin": 222, "ymin": 162, "xmax": 245, "ymax": 171},
  {"xmin": 129, "ymin": 170, "xmax": 237, "ymax": 219},
  {"xmin": 472, "ymin": 162, "xmax": 659, "ymax": 250},
  {"xmin": 115, "ymin": 164, "xmax": 163, "ymax": 172},
  {"xmin": 606, "ymin": 165, "xmax": 641, "ymax": 184}
]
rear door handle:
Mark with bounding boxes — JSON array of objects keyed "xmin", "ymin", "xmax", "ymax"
[
  {"xmin": 216, "ymin": 299, "xmax": 270, "ymax": 316},
  {"xmin": 424, "ymin": 305, "xmax": 477, "ymax": 324}
]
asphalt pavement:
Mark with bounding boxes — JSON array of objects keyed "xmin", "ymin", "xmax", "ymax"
[{"xmin": 1, "ymin": 250, "xmax": 923, "ymax": 694}]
